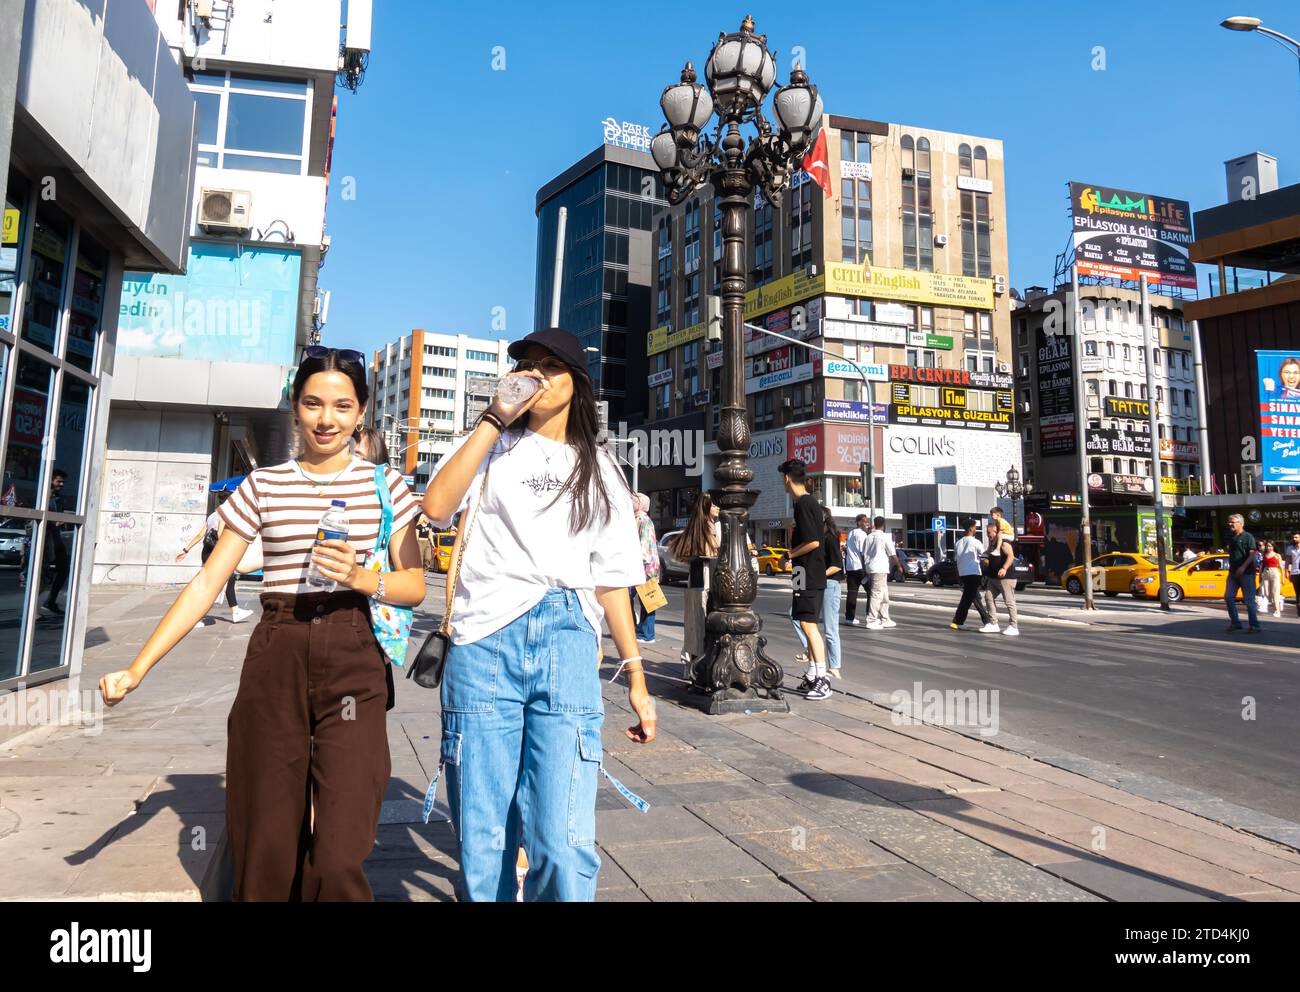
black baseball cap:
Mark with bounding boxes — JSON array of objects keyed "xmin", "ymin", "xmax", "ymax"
[{"xmin": 507, "ymin": 328, "xmax": 589, "ymax": 373}]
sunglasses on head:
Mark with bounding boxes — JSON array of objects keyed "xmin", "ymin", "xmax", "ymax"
[
  {"xmin": 513, "ymin": 357, "xmax": 571, "ymax": 376},
  {"xmin": 305, "ymin": 345, "xmax": 365, "ymax": 366}
]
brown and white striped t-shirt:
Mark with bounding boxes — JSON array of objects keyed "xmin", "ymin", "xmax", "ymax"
[{"xmin": 218, "ymin": 457, "xmax": 420, "ymax": 595}]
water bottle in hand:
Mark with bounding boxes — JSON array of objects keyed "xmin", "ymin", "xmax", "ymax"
[
  {"xmin": 308, "ymin": 500, "xmax": 349, "ymax": 592},
  {"xmin": 494, "ymin": 375, "xmax": 540, "ymax": 421}
]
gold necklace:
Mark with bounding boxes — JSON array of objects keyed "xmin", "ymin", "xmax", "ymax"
[{"xmin": 295, "ymin": 456, "xmax": 353, "ymax": 497}]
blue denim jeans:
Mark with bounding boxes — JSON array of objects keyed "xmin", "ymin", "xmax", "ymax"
[
  {"xmin": 631, "ymin": 587, "xmax": 655, "ymax": 640},
  {"xmin": 421, "ymin": 589, "xmax": 646, "ymax": 902},
  {"xmin": 1225, "ymin": 570, "xmax": 1260, "ymax": 629},
  {"xmin": 790, "ymin": 581, "xmax": 842, "ymax": 670}
]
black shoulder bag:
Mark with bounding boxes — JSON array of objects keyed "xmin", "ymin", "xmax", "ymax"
[{"xmin": 406, "ymin": 458, "xmax": 492, "ymax": 690}]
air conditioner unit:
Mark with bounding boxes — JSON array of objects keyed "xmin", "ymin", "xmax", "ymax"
[
  {"xmin": 998, "ymin": 362, "xmax": 1010, "ymax": 373},
  {"xmin": 902, "ymin": 167, "xmax": 915, "ymax": 180},
  {"xmin": 993, "ymin": 274, "xmax": 1007, "ymax": 296},
  {"xmin": 804, "ymin": 263, "xmax": 819, "ymax": 277},
  {"xmin": 674, "ymin": 390, "xmax": 685, "ymax": 400},
  {"xmin": 934, "ymin": 234, "xmax": 949, "ymax": 247},
  {"xmin": 199, "ymin": 187, "xmax": 252, "ymax": 232}
]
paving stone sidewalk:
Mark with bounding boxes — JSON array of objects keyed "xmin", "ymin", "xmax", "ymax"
[{"xmin": 3, "ymin": 583, "xmax": 1300, "ymax": 902}]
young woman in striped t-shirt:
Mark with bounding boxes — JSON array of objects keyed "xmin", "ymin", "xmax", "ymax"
[{"xmin": 99, "ymin": 349, "xmax": 426, "ymax": 901}]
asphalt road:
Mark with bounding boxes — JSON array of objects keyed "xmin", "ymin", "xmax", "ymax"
[{"xmin": 651, "ymin": 575, "xmax": 1300, "ymax": 824}]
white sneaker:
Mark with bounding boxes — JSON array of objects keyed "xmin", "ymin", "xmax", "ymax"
[
  {"xmin": 193, "ymin": 618, "xmax": 209, "ymax": 630},
  {"xmin": 864, "ymin": 620, "xmax": 883, "ymax": 630},
  {"xmin": 880, "ymin": 619, "xmax": 898, "ymax": 629},
  {"xmin": 1003, "ymin": 625, "xmax": 1020, "ymax": 637},
  {"xmin": 230, "ymin": 606, "xmax": 253, "ymax": 624},
  {"xmin": 848, "ymin": 618, "xmax": 860, "ymax": 626},
  {"xmin": 979, "ymin": 623, "xmax": 1001, "ymax": 634}
]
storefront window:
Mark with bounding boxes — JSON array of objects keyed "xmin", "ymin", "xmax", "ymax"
[
  {"xmin": 21, "ymin": 202, "xmax": 72, "ymax": 353},
  {"xmin": 29, "ymin": 523, "xmax": 77, "ymax": 672},
  {"xmin": 66, "ymin": 233, "xmax": 108, "ymax": 372},
  {"xmin": 1, "ymin": 171, "xmax": 29, "ymax": 334},
  {"xmin": 0, "ymin": 513, "xmax": 39, "ymax": 680},
  {"xmin": 3, "ymin": 354, "xmax": 55, "ymax": 508},
  {"xmin": 52, "ymin": 377, "xmax": 92, "ymax": 515}
]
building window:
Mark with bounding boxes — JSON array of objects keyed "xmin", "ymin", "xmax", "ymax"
[
  {"xmin": 901, "ymin": 135, "xmax": 933, "ymax": 271},
  {"xmin": 465, "ymin": 350, "xmax": 495, "ymax": 363},
  {"xmin": 190, "ymin": 71, "xmax": 311, "ymax": 175},
  {"xmin": 752, "ymin": 196, "xmax": 774, "ymax": 286},
  {"xmin": 906, "ymin": 348, "xmax": 936, "ymax": 368},
  {"xmin": 790, "ymin": 178, "xmax": 813, "ymax": 270},
  {"xmin": 656, "ymin": 218, "xmax": 672, "ymax": 327},
  {"xmin": 711, "ymin": 200, "xmax": 723, "ymax": 290},
  {"xmin": 683, "ymin": 272, "xmax": 701, "ymax": 328},
  {"xmin": 839, "ymin": 130, "xmax": 873, "ymax": 264},
  {"xmin": 683, "ymin": 198, "xmax": 701, "ymax": 277},
  {"xmin": 425, "ymin": 345, "xmax": 458, "ymax": 358}
]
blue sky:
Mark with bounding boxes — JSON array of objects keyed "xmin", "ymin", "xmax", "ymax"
[{"xmin": 319, "ymin": 0, "xmax": 1300, "ymax": 357}]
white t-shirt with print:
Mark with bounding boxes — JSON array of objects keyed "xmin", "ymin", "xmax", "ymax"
[{"xmin": 429, "ymin": 428, "xmax": 645, "ymax": 645}]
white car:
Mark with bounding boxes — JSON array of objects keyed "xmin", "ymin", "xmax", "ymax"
[
  {"xmin": 657, "ymin": 530, "xmax": 690, "ymax": 584},
  {"xmin": 0, "ymin": 526, "xmax": 26, "ymax": 566}
]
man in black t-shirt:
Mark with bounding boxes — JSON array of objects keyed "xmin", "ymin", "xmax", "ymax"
[
  {"xmin": 778, "ymin": 458, "xmax": 830, "ymax": 700},
  {"xmin": 1224, "ymin": 513, "xmax": 1261, "ymax": 633}
]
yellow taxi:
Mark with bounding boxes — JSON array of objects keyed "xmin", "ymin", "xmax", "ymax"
[
  {"xmin": 1061, "ymin": 552, "xmax": 1158, "ymax": 597},
  {"xmin": 756, "ymin": 546, "xmax": 793, "ymax": 576},
  {"xmin": 1132, "ymin": 553, "xmax": 1297, "ymax": 603},
  {"xmin": 434, "ymin": 532, "xmax": 457, "ymax": 573}
]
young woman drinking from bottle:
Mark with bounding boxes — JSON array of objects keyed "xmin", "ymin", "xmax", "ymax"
[
  {"xmin": 421, "ymin": 327, "xmax": 656, "ymax": 903},
  {"xmin": 99, "ymin": 348, "xmax": 426, "ymax": 901}
]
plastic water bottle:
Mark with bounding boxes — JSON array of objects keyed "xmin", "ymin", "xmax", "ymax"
[
  {"xmin": 496, "ymin": 375, "xmax": 539, "ymax": 406},
  {"xmin": 307, "ymin": 500, "xmax": 349, "ymax": 592}
]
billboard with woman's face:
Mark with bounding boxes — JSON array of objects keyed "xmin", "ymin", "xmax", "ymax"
[{"xmin": 1257, "ymin": 350, "xmax": 1300, "ymax": 485}]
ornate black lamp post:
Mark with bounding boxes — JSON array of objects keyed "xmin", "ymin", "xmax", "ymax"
[
  {"xmin": 994, "ymin": 466, "xmax": 1033, "ymax": 531},
  {"xmin": 652, "ymin": 15, "xmax": 822, "ymax": 713}
]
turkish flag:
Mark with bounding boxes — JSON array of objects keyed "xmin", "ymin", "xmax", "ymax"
[{"xmin": 801, "ymin": 130, "xmax": 831, "ymax": 198}]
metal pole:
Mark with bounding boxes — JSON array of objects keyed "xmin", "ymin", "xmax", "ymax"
[
  {"xmin": 1191, "ymin": 318, "xmax": 1212, "ymax": 493},
  {"xmin": 1140, "ymin": 276, "xmax": 1171, "ymax": 611},
  {"xmin": 549, "ymin": 206, "xmax": 568, "ymax": 327},
  {"xmin": 1069, "ymin": 271, "xmax": 1096, "ymax": 609}
]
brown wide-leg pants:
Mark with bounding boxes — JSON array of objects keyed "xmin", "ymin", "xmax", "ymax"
[{"xmin": 226, "ymin": 592, "xmax": 391, "ymax": 901}]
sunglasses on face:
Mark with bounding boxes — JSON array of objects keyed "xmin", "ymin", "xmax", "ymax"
[
  {"xmin": 513, "ymin": 357, "xmax": 571, "ymax": 377},
  {"xmin": 305, "ymin": 345, "xmax": 365, "ymax": 366}
]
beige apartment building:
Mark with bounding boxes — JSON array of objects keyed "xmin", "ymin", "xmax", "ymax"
[{"xmin": 644, "ymin": 113, "xmax": 1021, "ymax": 549}]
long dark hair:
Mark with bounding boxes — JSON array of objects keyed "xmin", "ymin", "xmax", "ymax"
[
  {"xmin": 822, "ymin": 507, "xmax": 838, "ymax": 543},
  {"xmin": 292, "ymin": 350, "xmax": 369, "ymax": 407},
  {"xmin": 669, "ymin": 492, "xmax": 717, "ymax": 560},
  {"xmin": 502, "ymin": 359, "xmax": 626, "ymax": 532}
]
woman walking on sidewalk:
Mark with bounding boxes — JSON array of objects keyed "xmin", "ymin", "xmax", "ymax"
[
  {"xmin": 631, "ymin": 492, "xmax": 660, "ymax": 643},
  {"xmin": 420, "ymin": 328, "xmax": 656, "ymax": 903},
  {"xmin": 791, "ymin": 506, "xmax": 843, "ymax": 679},
  {"xmin": 100, "ymin": 348, "xmax": 427, "ymax": 901},
  {"xmin": 177, "ymin": 493, "xmax": 253, "ymax": 626},
  {"xmin": 1260, "ymin": 541, "xmax": 1285, "ymax": 618},
  {"xmin": 671, "ymin": 492, "xmax": 720, "ymax": 682}
]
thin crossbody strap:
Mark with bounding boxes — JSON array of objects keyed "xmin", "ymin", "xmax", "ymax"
[{"xmin": 440, "ymin": 456, "xmax": 492, "ymax": 637}]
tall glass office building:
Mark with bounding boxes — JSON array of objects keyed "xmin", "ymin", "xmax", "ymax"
[{"xmin": 535, "ymin": 145, "xmax": 664, "ymax": 424}]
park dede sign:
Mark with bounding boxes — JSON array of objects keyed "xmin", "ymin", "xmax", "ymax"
[
  {"xmin": 1070, "ymin": 182, "xmax": 1195, "ymax": 289},
  {"xmin": 602, "ymin": 117, "xmax": 652, "ymax": 153},
  {"xmin": 1257, "ymin": 349, "xmax": 1300, "ymax": 485}
]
